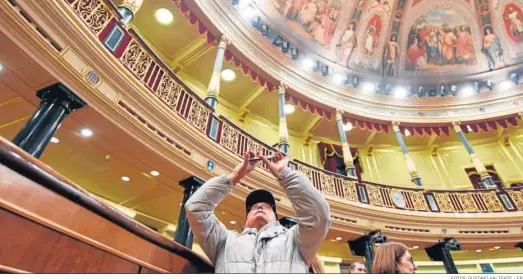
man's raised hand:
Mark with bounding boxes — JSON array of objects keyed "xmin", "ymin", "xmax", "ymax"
[
  {"xmin": 228, "ymin": 151, "xmax": 257, "ymax": 185},
  {"xmin": 259, "ymin": 152, "xmax": 289, "ymax": 179}
]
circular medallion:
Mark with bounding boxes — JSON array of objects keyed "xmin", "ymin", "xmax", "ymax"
[
  {"xmin": 206, "ymin": 160, "xmax": 215, "ymax": 172},
  {"xmin": 391, "ymin": 190, "xmax": 406, "ymax": 209}
]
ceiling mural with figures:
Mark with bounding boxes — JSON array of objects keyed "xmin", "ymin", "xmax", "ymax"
[
  {"xmin": 189, "ymin": 0, "xmax": 523, "ymax": 122},
  {"xmin": 252, "ymin": 0, "xmax": 523, "ymax": 80}
]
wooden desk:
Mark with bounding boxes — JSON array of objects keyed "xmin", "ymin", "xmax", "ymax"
[{"xmin": 0, "ymin": 137, "xmax": 213, "ymax": 273}]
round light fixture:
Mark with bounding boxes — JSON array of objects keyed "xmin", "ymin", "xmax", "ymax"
[
  {"xmin": 80, "ymin": 128, "xmax": 93, "ymax": 137},
  {"xmin": 229, "ymin": 220, "xmax": 237, "ymax": 225},
  {"xmin": 476, "ymin": 249, "xmax": 482, "ymax": 253},
  {"xmin": 412, "ymin": 245, "xmax": 419, "ymax": 249},
  {"xmin": 50, "ymin": 137, "xmax": 60, "ymax": 143},
  {"xmin": 343, "ymin": 122, "xmax": 353, "ymax": 131},
  {"xmin": 459, "ymin": 86, "xmax": 475, "ymax": 96},
  {"xmin": 499, "ymin": 80, "xmax": 513, "ymax": 90},
  {"xmin": 393, "ymin": 86, "xmax": 408, "ymax": 98},
  {"xmin": 284, "ymin": 104, "xmax": 295, "ymax": 114},
  {"xmin": 121, "ymin": 176, "xmax": 130, "ymax": 182},
  {"xmin": 243, "ymin": 5, "xmax": 256, "ymax": 19},
  {"xmin": 332, "ymin": 74, "xmax": 345, "ymax": 84},
  {"xmin": 302, "ymin": 58, "xmax": 315, "ymax": 70},
  {"xmin": 220, "ymin": 69, "xmax": 236, "ymax": 81},
  {"xmin": 155, "ymin": 8, "xmax": 174, "ymax": 25},
  {"xmin": 361, "ymin": 82, "xmax": 376, "ymax": 94},
  {"xmin": 150, "ymin": 170, "xmax": 160, "ymax": 176},
  {"xmin": 494, "ymin": 246, "xmax": 500, "ymax": 250},
  {"xmin": 335, "ymin": 236, "xmax": 343, "ymax": 241}
]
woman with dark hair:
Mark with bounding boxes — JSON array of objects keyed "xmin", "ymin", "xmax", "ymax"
[{"xmin": 372, "ymin": 242, "xmax": 417, "ymax": 274}]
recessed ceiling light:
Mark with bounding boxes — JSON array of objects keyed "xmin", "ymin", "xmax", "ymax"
[
  {"xmin": 476, "ymin": 249, "xmax": 482, "ymax": 252},
  {"xmin": 80, "ymin": 128, "xmax": 93, "ymax": 137},
  {"xmin": 412, "ymin": 245, "xmax": 419, "ymax": 249},
  {"xmin": 393, "ymin": 86, "xmax": 408, "ymax": 98},
  {"xmin": 50, "ymin": 137, "xmax": 60, "ymax": 143},
  {"xmin": 220, "ymin": 69, "xmax": 236, "ymax": 81},
  {"xmin": 494, "ymin": 246, "xmax": 500, "ymax": 250},
  {"xmin": 150, "ymin": 170, "xmax": 160, "ymax": 176},
  {"xmin": 230, "ymin": 220, "xmax": 237, "ymax": 225},
  {"xmin": 343, "ymin": 122, "xmax": 353, "ymax": 131},
  {"xmin": 335, "ymin": 236, "xmax": 343, "ymax": 241},
  {"xmin": 155, "ymin": 8, "xmax": 174, "ymax": 25},
  {"xmin": 302, "ymin": 58, "xmax": 315, "ymax": 70},
  {"xmin": 121, "ymin": 176, "xmax": 130, "ymax": 182},
  {"xmin": 284, "ymin": 104, "xmax": 295, "ymax": 114}
]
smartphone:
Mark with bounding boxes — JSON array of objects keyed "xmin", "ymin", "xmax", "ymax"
[{"xmin": 249, "ymin": 154, "xmax": 275, "ymax": 162}]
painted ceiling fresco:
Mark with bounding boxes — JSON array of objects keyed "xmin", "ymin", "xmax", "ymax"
[{"xmin": 255, "ymin": 0, "xmax": 523, "ymax": 78}]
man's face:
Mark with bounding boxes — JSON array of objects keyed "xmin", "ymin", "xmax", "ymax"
[
  {"xmin": 245, "ymin": 202, "xmax": 276, "ymax": 230},
  {"xmin": 351, "ymin": 263, "xmax": 367, "ymax": 274}
]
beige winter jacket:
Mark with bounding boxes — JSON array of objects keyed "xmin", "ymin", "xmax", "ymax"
[{"xmin": 185, "ymin": 167, "xmax": 331, "ymax": 273}]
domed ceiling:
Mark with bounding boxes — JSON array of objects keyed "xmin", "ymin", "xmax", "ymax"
[{"xmin": 194, "ymin": 0, "xmax": 523, "ymax": 122}]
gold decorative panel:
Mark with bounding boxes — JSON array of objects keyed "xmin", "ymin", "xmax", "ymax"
[
  {"xmin": 458, "ymin": 194, "xmax": 478, "ymax": 212},
  {"xmin": 219, "ymin": 122, "xmax": 239, "ymax": 153},
  {"xmin": 434, "ymin": 193, "xmax": 454, "ymax": 212},
  {"xmin": 508, "ymin": 190, "xmax": 523, "ymax": 210},
  {"xmin": 157, "ymin": 73, "xmax": 181, "ymax": 109},
  {"xmin": 70, "ymin": 0, "xmax": 112, "ymax": 34},
  {"xmin": 481, "ymin": 192, "xmax": 503, "ymax": 212},
  {"xmin": 320, "ymin": 173, "xmax": 335, "ymax": 196},
  {"xmin": 342, "ymin": 181, "xmax": 358, "ymax": 202},
  {"xmin": 410, "ymin": 192, "xmax": 429, "ymax": 211},
  {"xmin": 367, "ymin": 185, "xmax": 383, "ymax": 207},
  {"xmin": 121, "ymin": 40, "xmax": 153, "ymax": 80},
  {"xmin": 187, "ymin": 101, "xmax": 209, "ymax": 133}
]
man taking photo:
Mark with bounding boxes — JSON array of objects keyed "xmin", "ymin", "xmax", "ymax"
[{"xmin": 185, "ymin": 151, "xmax": 331, "ymax": 273}]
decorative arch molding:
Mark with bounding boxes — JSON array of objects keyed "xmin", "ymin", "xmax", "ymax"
[{"xmin": 398, "ymin": 0, "xmax": 490, "ymax": 76}]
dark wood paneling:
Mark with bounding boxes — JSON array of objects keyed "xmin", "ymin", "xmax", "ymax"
[
  {"xmin": 0, "ymin": 138, "xmax": 213, "ymax": 273},
  {"xmin": 0, "ymin": 208, "xmax": 139, "ymax": 273}
]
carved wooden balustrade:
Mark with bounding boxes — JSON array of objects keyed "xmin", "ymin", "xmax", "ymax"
[{"xmin": 63, "ymin": 0, "xmax": 523, "ymax": 214}]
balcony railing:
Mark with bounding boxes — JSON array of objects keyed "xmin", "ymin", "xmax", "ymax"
[{"xmin": 63, "ymin": 0, "xmax": 523, "ymax": 214}]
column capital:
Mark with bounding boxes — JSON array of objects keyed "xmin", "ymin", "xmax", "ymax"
[
  {"xmin": 452, "ymin": 121, "xmax": 462, "ymax": 133},
  {"xmin": 219, "ymin": 35, "xmax": 232, "ymax": 48},
  {"xmin": 278, "ymin": 82, "xmax": 287, "ymax": 94},
  {"xmin": 391, "ymin": 121, "xmax": 400, "ymax": 132},
  {"xmin": 335, "ymin": 109, "xmax": 344, "ymax": 121},
  {"xmin": 120, "ymin": 0, "xmax": 144, "ymax": 14}
]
